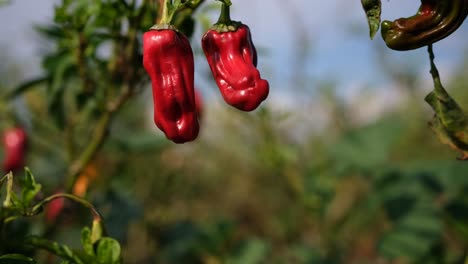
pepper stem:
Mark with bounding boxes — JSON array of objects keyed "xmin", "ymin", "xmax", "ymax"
[
  {"xmin": 216, "ymin": 2, "xmax": 232, "ymax": 25},
  {"xmin": 153, "ymin": 0, "xmax": 183, "ymax": 29},
  {"xmin": 212, "ymin": 0, "xmax": 240, "ymax": 32},
  {"xmin": 159, "ymin": 0, "xmax": 174, "ymax": 25}
]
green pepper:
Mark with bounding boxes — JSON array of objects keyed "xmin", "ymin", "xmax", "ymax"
[{"xmin": 381, "ymin": 0, "xmax": 468, "ymax": 51}]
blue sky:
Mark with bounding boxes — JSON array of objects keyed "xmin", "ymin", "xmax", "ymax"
[{"xmin": 0, "ymin": 0, "xmax": 467, "ymax": 105}]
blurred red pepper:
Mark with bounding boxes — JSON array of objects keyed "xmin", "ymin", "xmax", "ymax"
[
  {"xmin": 2, "ymin": 127, "xmax": 27, "ymax": 173},
  {"xmin": 143, "ymin": 28, "xmax": 199, "ymax": 143},
  {"xmin": 202, "ymin": 3, "xmax": 269, "ymax": 111},
  {"xmin": 45, "ymin": 194, "xmax": 66, "ymax": 224}
]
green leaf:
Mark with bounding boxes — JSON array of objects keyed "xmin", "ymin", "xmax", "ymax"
[
  {"xmin": 0, "ymin": 254, "xmax": 36, "ymax": 264},
  {"xmin": 227, "ymin": 238, "xmax": 269, "ymax": 264},
  {"xmin": 21, "ymin": 168, "xmax": 42, "ymax": 208},
  {"xmin": 4, "ymin": 77, "xmax": 47, "ymax": 100},
  {"xmin": 81, "ymin": 227, "xmax": 95, "ymax": 256},
  {"xmin": 424, "ymin": 45, "xmax": 468, "ymax": 160},
  {"xmin": 1, "ymin": 172, "xmax": 14, "ymax": 208},
  {"xmin": 379, "ymin": 204, "xmax": 442, "ymax": 261},
  {"xmin": 26, "ymin": 236, "xmax": 84, "ymax": 264},
  {"xmin": 95, "ymin": 238, "xmax": 122, "ymax": 264},
  {"xmin": 361, "ymin": 0, "xmax": 381, "ymax": 39},
  {"xmin": 35, "ymin": 25, "xmax": 67, "ymax": 40}
]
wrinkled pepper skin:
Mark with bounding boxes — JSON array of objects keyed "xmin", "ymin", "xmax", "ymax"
[
  {"xmin": 143, "ymin": 29, "xmax": 199, "ymax": 143},
  {"xmin": 202, "ymin": 24, "xmax": 269, "ymax": 111},
  {"xmin": 2, "ymin": 127, "xmax": 27, "ymax": 173},
  {"xmin": 382, "ymin": 0, "xmax": 468, "ymax": 51}
]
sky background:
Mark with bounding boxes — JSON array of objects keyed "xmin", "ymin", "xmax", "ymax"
[{"xmin": 0, "ymin": 0, "xmax": 467, "ymax": 110}]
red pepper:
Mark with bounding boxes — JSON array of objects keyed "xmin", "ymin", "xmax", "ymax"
[
  {"xmin": 2, "ymin": 127, "xmax": 27, "ymax": 173},
  {"xmin": 202, "ymin": 3, "xmax": 269, "ymax": 112},
  {"xmin": 45, "ymin": 192, "xmax": 66, "ymax": 224},
  {"xmin": 143, "ymin": 28, "xmax": 199, "ymax": 143}
]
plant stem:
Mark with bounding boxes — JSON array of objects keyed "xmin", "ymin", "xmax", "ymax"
[
  {"xmin": 65, "ymin": 2, "xmax": 148, "ymax": 191},
  {"xmin": 159, "ymin": 0, "xmax": 175, "ymax": 25},
  {"xmin": 216, "ymin": 2, "xmax": 231, "ymax": 25},
  {"xmin": 31, "ymin": 193, "xmax": 103, "ymax": 221}
]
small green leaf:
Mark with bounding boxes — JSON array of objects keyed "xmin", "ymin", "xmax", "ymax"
[
  {"xmin": 26, "ymin": 236, "xmax": 84, "ymax": 264},
  {"xmin": 21, "ymin": 168, "xmax": 42, "ymax": 208},
  {"xmin": 96, "ymin": 238, "xmax": 122, "ymax": 264},
  {"xmin": 1, "ymin": 172, "xmax": 14, "ymax": 208},
  {"xmin": 81, "ymin": 227, "xmax": 95, "ymax": 256},
  {"xmin": 0, "ymin": 254, "xmax": 36, "ymax": 264},
  {"xmin": 361, "ymin": 0, "xmax": 381, "ymax": 39}
]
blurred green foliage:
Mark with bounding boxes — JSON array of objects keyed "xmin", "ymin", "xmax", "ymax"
[{"xmin": 0, "ymin": 0, "xmax": 468, "ymax": 263}]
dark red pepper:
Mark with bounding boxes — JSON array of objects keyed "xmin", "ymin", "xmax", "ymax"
[
  {"xmin": 202, "ymin": 3, "xmax": 269, "ymax": 112},
  {"xmin": 45, "ymin": 192, "xmax": 66, "ymax": 224},
  {"xmin": 2, "ymin": 127, "xmax": 27, "ymax": 173},
  {"xmin": 381, "ymin": 0, "xmax": 468, "ymax": 50},
  {"xmin": 143, "ymin": 28, "xmax": 199, "ymax": 143}
]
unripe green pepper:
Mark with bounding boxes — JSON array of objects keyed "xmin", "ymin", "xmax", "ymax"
[{"xmin": 381, "ymin": 0, "xmax": 468, "ymax": 51}]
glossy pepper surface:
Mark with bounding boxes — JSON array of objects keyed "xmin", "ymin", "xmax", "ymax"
[
  {"xmin": 202, "ymin": 23, "xmax": 269, "ymax": 111},
  {"xmin": 143, "ymin": 29, "xmax": 199, "ymax": 143},
  {"xmin": 381, "ymin": 0, "xmax": 468, "ymax": 51},
  {"xmin": 2, "ymin": 127, "xmax": 27, "ymax": 173}
]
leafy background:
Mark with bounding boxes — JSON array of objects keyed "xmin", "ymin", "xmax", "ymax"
[{"xmin": 0, "ymin": 0, "xmax": 468, "ymax": 263}]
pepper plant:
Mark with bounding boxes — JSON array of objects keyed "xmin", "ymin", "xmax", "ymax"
[
  {"xmin": 362, "ymin": 0, "xmax": 468, "ymax": 159},
  {"xmin": 0, "ymin": 0, "xmax": 466, "ymax": 263}
]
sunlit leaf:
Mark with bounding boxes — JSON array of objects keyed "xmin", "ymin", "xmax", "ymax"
[
  {"xmin": 21, "ymin": 168, "xmax": 42, "ymax": 208},
  {"xmin": 361, "ymin": 0, "xmax": 381, "ymax": 39},
  {"xmin": 96, "ymin": 238, "xmax": 122, "ymax": 264},
  {"xmin": 81, "ymin": 227, "xmax": 95, "ymax": 256}
]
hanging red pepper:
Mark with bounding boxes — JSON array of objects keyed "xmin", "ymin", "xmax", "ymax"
[
  {"xmin": 2, "ymin": 127, "xmax": 27, "ymax": 173},
  {"xmin": 202, "ymin": 1, "xmax": 269, "ymax": 112},
  {"xmin": 143, "ymin": 0, "xmax": 199, "ymax": 143},
  {"xmin": 381, "ymin": 0, "xmax": 468, "ymax": 50}
]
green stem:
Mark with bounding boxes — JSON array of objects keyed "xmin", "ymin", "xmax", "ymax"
[
  {"xmin": 428, "ymin": 45, "xmax": 440, "ymax": 86},
  {"xmin": 216, "ymin": 2, "xmax": 232, "ymax": 25},
  {"xmin": 158, "ymin": 0, "xmax": 182, "ymax": 25},
  {"xmin": 211, "ymin": 0, "xmax": 239, "ymax": 32},
  {"xmin": 31, "ymin": 193, "xmax": 103, "ymax": 222},
  {"xmin": 159, "ymin": 0, "xmax": 172, "ymax": 25},
  {"xmin": 66, "ymin": 112, "xmax": 110, "ymax": 190},
  {"xmin": 428, "ymin": 45, "xmax": 449, "ymax": 99}
]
